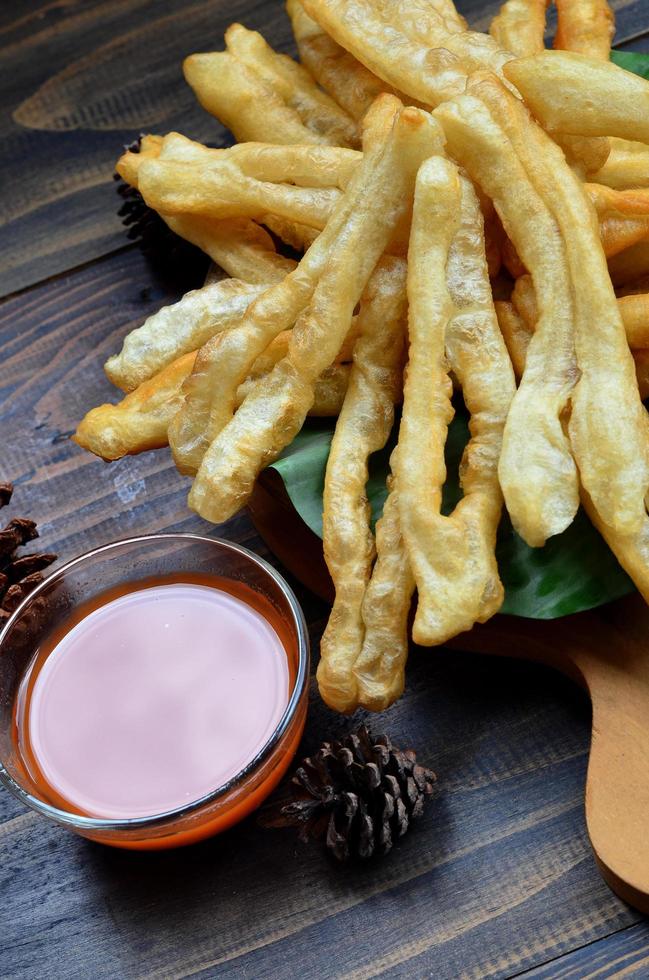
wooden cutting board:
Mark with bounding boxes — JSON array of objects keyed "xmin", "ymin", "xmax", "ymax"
[{"xmin": 249, "ymin": 471, "xmax": 649, "ymax": 915}]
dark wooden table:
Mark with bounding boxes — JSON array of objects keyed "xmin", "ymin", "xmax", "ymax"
[{"xmin": 3, "ymin": 2, "xmax": 649, "ymax": 978}]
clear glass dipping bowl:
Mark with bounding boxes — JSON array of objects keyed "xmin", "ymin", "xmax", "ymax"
[{"xmin": 0, "ymin": 534, "xmax": 309, "ymax": 850}]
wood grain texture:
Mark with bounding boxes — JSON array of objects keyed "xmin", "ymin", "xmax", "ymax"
[
  {"xmin": 1, "ymin": 0, "xmax": 648, "ymax": 298},
  {"xmin": 519, "ymin": 921, "xmax": 649, "ymax": 977},
  {"xmin": 0, "ymin": 244, "xmax": 644, "ymax": 980}
]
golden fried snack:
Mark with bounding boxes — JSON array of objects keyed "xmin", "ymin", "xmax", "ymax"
[
  {"xmin": 609, "ymin": 241, "xmax": 649, "ymax": 286},
  {"xmin": 429, "ymin": 0, "xmax": 468, "ymax": 29},
  {"xmin": 105, "ymin": 279, "xmax": 264, "ymax": 391},
  {"xmin": 474, "ymin": 73, "xmax": 649, "ymax": 536},
  {"xmin": 75, "ymin": 354, "xmax": 349, "ymax": 461},
  {"xmin": 436, "ymin": 90, "xmax": 579, "ymax": 547},
  {"xmin": 119, "ymin": 147, "xmax": 300, "ymax": 281},
  {"xmin": 372, "ymin": 0, "xmax": 466, "ymax": 39},
  {"xmin": 510, "ymin": 274, "xmax": 538, "ymax": 329},
  {"xmin": 225, "ymin": 23, "xmax": 358, "ymax": 147},
  {"xmin": 553, "ymin": 134, "xmax": 611, "ymax": 179},
  {"xmin": 592, "ymin": 138, "xmax": 649, "ymax": 191},
  {"xmin": 499, "ymin": 202, "xmax": 649, "ymax": 272},
  {"xmin": 633, "ymin": 349, "xmax": 649, "ymax": 401},
  {"xmin": 119, "ymin": 134, "xmax": 349, "ymax": 243},
  {"xmin": 161, "ymin": 132, "xmax": 361, "ymax": 188},
  {"xmin": 502, "ymin": 289, "xmax": 649, "ymax": 401},
  {"xmin": 353, "ymin": 454, "xmax": 414, "ymax": 712},
  {"xmin": 587, "ymin": 184, "xmax": 649, "ymax": 218},
  {"xmin": 301, "ymin": 0, "xmax": 503, "ymax": 106},
  {"xmin": 586, "ymin": 183, "xmax": 649, "ymax": 259},
  {"xmin": 398, "ymin": 161, "xmax": 515, "ymax": 645},
  {"xmin": 484, "ymin": 210, "xmax": 505, "ymax": 278},
  {"xmin": 287, "ymin": 0, "xmax": 392, "ymax": 119},
  {"xmin": 164, "ymin": 216, "xmax": 297, "ymax": 284},
  {"xmin": 246, "ymin": 315, "xmax": 360, "ymax": 381},
  {"xmin": 501, "ymin": 236, "xmax": 527, "ymax": 277},
  {"xmin": 114, "ymin": 135, "xmax": 163, "ymax": 185},
  {"xmin": 489, "ymin": 0, "xmax": 548, "ymax": 56},
  {"xmin": 225, "ymin": 144, "xmax": 359, "ymax": 188},
  {"xmin": 317, "ymin": 257, "xmax": 407, "ymax": 713},
  {"xmin": 188, "ymin": 105, "xmax": 444, "ymax": 522},
  {"xmin": 554, "ymin": 0, "xmax": 614, "ymax": 61},
  {"xmin": 261, "ymin": 215, "xmax": 319, "ymax": 251},
  {"xmin": 184, "ymin": 52, "xmax": 325, "ymax": 145},
  {"xmin": 494, "ymin": 300, "xmax": 531, "ymax": 377},
  {"xmin": 75, "ymin": 353, "xmax": 196, "ymax": 461},
  {"xmin": 167, "ymin": 95, "xmax": 406, "ymax": 476},
  {"xmin": 582, "ymin": 490, "xmax": 649, "ymax": 604},
  {"xmin": 137, "ymin": 158, "xmax": 342, "ymax": 229},
  {"xmin": 504, "ymin": 52, "xmax": 649, "ymax": 143},
  {"xmin": 618, "ymin": 295, "xmax": 649, "ymax": 350},
  {"xmin": 599, "ymin": 214, "xmax": 649, "ymax": 258},
  {"xmin": 237, "ymin": 363, "xmax": 350, "ymax": 416},
  {"xmin": 515, "ymin": 272, "xmax": 649, "ymax": 350},
  {"xmin": 372, "ymin": 0, "xmax": 511, "ymax": 75},
  {"xmin": 121, "ymin": 132, "xmax": 360, "ymax": 189}
]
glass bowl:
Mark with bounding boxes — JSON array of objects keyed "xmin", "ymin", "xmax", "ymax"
[{"xmin": 0, "ymin": 534, "xmax": 309, "ymax": 849}]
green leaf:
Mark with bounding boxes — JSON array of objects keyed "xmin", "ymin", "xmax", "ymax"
[
  {"xmin": 269, "ymin": 50, "xmax": 649, "ymax": 620},
  {"xmin": 611, "ymin": 50, "xmax": 649, "ymax": 79}
]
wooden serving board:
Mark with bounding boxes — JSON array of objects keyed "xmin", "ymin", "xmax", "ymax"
[{"xmin": 249, "ymin": 471, "xmax": 649, "ymax": 915}]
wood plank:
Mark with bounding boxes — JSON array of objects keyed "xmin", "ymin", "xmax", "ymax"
[
  {"xmin": 1, "ymin": 0, "xmax": 647, "ymax": 299},
  {"xmin": 0, "ymin": 244, "xmax": 643, "ymax": 980},
  {"xmin": 518, "ymin": 921, "xmax": 649, "ymax": 977}
]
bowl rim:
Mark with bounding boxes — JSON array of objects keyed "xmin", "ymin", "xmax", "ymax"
[{"xmin": 0, "ymin": 532, "xmax": 310, "ymax": 833}]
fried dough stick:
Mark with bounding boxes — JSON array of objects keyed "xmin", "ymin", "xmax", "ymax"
[
  {"xmin": 184, "ymin": 23, "xmax": 358, "ymax": 149},
  {"xmin": 189, "ymin": 105, "xmax": 444, "ymax": 522},
  {"xmin": 353, "ymin": 453, "xmax": 414, "ymax": 712},
  {"xmin": 609, "ymin": 242, "xmax": 649, "ymax": 286},
  {"xmin": 117, "ymin": 136, "xmax": 346, "ymax": 262},
  {"xmin": 105, "ymin": 280, "xmax": 266, "ymax": 392},
  {"xmin": 167, "ymin": 96, "xmax": 404, "ymax": 476},
  {"xmin": 593, "ymin": 139, "xmax": 649, "ymax": 191},
  {"xmin": 503, "ymin": 285, "xmax": 649, "ymax": 399},
  {"xmin": 137, "ymin": 158, "xmax": 342, "ymax": 230},
  {"xmin": 287, "ymin": 0, "xmax": 399, "ymax": 119},
  {"xmin": 117, "ymin": 142, "xmax": 299, "ymax": 286},
  {"xmin": 301, "ymin": 0, "xmax": 511, "ymax": 107},
  {"xmin": 318, "ymin": 257, "xmax": 407, "ymax": 712},
  {"xmin": 120, "ymin": 133, "xmax": 360, "ymax": 188},
  {"xmin": 504, "ymin": 53, "xmax": 649, "ymax": 144},
  {"xmin": 224, "ymin": 23, "xmax": 358, "ymax": 147},
  {"xmin": 474, "ymin": 73, "xmax": 649, "ymax": 536},
  {"xmin": 514, "ymin": 274, "xmax": 649, "ymax": 351},
  {"xmin": 554, "ymin": 0, "xmax": 614, "ymax": 61},
  {"xmin": 75, "ymin": 355, "xmax": 349, "ymax": 461},
  {"xmin": 185, "ymin": 52, "xmax": 326, "ymax": 146},
  {"xmin": 489, "ymin": 0, "xmax": 549, "ymax": 56},
  {"xmin": 398, "ymin": 161, "xmax": 515, "ymax": 645},
  {"xmin": 436, "ymin": 93, "xmax": 579, "ymax": 547}
]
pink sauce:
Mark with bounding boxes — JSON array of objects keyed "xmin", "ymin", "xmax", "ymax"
[{"xmin": 15, "ymin": 581, "xmax": 290, "ymax": 819}]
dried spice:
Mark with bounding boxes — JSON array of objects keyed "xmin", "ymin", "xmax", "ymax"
[
  {"xmin": 115, "ymin": 137, "xmax": 209, "ymax": 290},
  {"xmin": 0, "ymin": 484, "xmax": 56, "ymax": 626},
  {"xmin": 261, "ymin": 725, "xmax": 436, "ymax": 862}
]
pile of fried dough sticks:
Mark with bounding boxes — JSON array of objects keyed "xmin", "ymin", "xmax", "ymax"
[{"xmin": 76, "ymin": 0, "xmax": 649, "ymax": 713}]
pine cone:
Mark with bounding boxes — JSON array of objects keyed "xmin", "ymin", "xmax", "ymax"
[
  {"xmin": 261, "ymin": 725, "xmax": 436, "ymax": 862},
  {"xmin": 114, "ymin": 137, "xmax": 209, "ymax": 289},
  {"xmin": 0, "ymin": 484, "xmax": 56, "ymax": 626}
]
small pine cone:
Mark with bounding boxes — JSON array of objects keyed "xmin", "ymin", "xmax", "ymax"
[
  {"xmin": 261, "ymin": 726, "xmax": 436, "ymax": 862},
  {"xmin": 0, "ymin": 485, "xmax": 56, "ymax": 623},
  {"xmin": 115, "ymin": 137, "xmax": 209, "ymax": 289}
]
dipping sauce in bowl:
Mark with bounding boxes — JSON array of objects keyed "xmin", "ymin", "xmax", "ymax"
[
  {"xmin": 15, "ymin": 575, "xmax": 291, "ymax": 820},
  {"xmin": 0, "ymin": 536, "xmax": 309, "ymax": 849}
]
